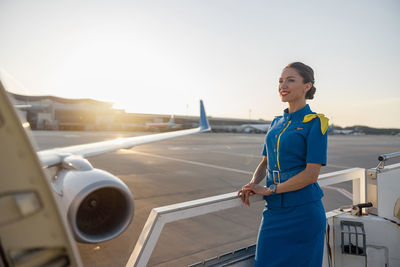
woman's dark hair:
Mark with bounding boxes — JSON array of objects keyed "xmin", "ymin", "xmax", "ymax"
[{"xmin": 286, "ymin": 62, "xmax": 316, "ymax": 100}]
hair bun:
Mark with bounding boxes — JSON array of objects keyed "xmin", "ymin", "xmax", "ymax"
[{"xmin": 306, "ymin": 85, "xmax": 316, "ymax": 100}]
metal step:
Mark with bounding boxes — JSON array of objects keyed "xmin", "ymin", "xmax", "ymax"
[{"xmin": 189, "ymin": 245, "xmax": 256, "ymax": 267}]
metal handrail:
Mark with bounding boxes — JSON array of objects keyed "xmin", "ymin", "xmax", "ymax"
[
  {"xmin": 375, "ymin": 152, "xmax": 400, "ymax": 171},
  {"xmin": 378, "ymin": 152, "xmax": 400, "ymax": 162},
  {"xmin": 126, "ymin": 167, "xmax": 366, "ymax": 267}
]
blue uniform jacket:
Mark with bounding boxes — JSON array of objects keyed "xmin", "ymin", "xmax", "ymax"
[{"xmin": 262, "ymin": 104, "xmax": 328, "ymax": 208}]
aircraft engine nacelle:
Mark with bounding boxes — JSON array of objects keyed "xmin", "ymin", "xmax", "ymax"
[{"xmin": 52, "ymin": 155, "xmax": 134, "ymax": 243}]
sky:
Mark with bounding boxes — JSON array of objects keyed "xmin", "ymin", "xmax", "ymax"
[{"xmin": 0, "ymin": 0, "xmax": 399, "ymax": 128}]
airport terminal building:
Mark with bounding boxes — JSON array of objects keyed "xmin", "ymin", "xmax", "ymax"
[{"xmin": 10, "ymin": 93, "xmax": 270, "ymax": 133}]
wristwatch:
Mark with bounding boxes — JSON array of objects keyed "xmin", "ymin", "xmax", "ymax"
[{"xmin": 268, "ymin": 184, "xmax": 277, "ymax": 194}]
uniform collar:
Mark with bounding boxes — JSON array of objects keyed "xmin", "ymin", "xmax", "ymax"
[{"xmin": 283, "ymin": 104, "xmax": 312, "ymax": 121}]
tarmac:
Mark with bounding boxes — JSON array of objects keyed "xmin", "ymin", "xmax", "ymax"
[{"xmin": 31, "ymin": 131, "xmax": 400, "ymax": 267}]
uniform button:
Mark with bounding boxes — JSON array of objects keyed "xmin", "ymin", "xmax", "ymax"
[
  {"xmin": 273, "ymin": 149, "xmax": 276, "ymax": 152},
  {"xmin": 275, "ymin": 135, "xmax": 278, "ymax": 138},
  {"xmin": 274, "ymin": 165, "xmax": 277, "ymax": 168}
]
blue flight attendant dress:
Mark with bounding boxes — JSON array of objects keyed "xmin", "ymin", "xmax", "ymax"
[{"xmin": 255, "ymin": 104, "xmax": 329, "ymax": 267}]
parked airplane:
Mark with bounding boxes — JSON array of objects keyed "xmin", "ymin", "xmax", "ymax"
[
  {"xmin": 0, "ymin": 78, "xmax": 210, "ymax": 266},
  {"xmin": 333, "ymin": 129, "xmax": 355, "ymax": 135},
  {"xmin": 328, "ymin": 126, "xmax": 360, "ymax": 135},
  {"xmin": 145, "ymin": 115, "xmax": 182, "ymax": 131},
  {"xmin": 239, "ymin": 123, "xmax": 270, "ymax": 133}
]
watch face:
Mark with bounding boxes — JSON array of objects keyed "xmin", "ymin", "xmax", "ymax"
[{"xmin": 270, "ymin": 184, "xmax": 277, "ymax": 193}]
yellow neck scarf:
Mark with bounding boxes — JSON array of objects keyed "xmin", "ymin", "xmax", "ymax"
[{"xmin": 302, "ymin": 114, "xmax": 329, "ymax": 135}]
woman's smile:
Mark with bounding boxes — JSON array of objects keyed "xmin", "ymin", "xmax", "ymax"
[{"xmin": 280, "ymin": 90, "xmax": 289, "ymax": 96}]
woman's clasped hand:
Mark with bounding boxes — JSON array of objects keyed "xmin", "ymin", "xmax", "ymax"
[{"xmin": 238, "ymin": 183, "xmax": 270, "ymax": 206}]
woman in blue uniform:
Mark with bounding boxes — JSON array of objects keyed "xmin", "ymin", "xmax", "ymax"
[{"xmin": 238, "ymin": 62, "xmax": 329, "ymax": 267}]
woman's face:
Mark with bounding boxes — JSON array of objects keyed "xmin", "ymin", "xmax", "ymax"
[{"xmin": 278, "ymin": 67, "xmax": 311, "ymax": 103}]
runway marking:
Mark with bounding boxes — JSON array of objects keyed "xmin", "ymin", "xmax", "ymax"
[
  {"xmin": 126, "ymin": 150, "xmax": 253, "ymax": 175},
  {"xmin": 63, "ymin": 134, "xmax": 80, "ymax": 138},
  {"xmin": 211, "ymin": 150, "xmax": 260, "ymax": 158},
  {"xmin": 167, "ymin": 146, "xmax": 189, "ymax": 151},
  {"xmin": 213, "ymin": 152, "xmax": 353, "ymax": 169},
  {"xmin": 321, "ymin": 185, "xmax": 353, "ymax": 200},
  {"xmin": 326, "ymin": 164, "xmax": 353, "ymax": 169}
]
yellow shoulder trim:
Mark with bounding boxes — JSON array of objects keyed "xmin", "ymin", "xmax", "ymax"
[{"xmin": 302, "ymin": 114, "xmax": 329, "ymax": 135}]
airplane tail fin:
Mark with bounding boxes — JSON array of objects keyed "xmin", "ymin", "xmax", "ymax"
[{"xmin": 199, "ymin": 100, "xmax": 210, "ymax": 131}]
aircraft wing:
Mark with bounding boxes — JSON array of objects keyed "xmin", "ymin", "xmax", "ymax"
[
  {"xmin": 1, "ymin": 76, "xmax": 212, "ymax": 246},
  {"xmin": 38, "ymin": 100, "xmax": 211, "ymax": 168}
]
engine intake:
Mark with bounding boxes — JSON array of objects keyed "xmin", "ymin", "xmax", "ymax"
[
  {"xmin": 76, "ymin": 187, "xmax": 128, "ymax": 237},
  {"xmin": 53, "ymin": 157, "xmax": 134, "ymax": 243}
]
